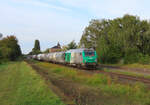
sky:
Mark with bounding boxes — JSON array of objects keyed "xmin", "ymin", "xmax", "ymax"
[{"xmin": 0, "ymin": 0, "xmax": 150, "ymax": 54}]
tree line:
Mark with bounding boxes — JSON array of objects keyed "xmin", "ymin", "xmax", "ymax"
[
  {"xmin": 80, "ymin": 14, "xmax": 150, "ymax": 64},
  {"xmin": 0, "ymin": 35, "xmax": 22, "ymax": 62},
  {"xmin": 29, "ymin": 40, "xmax": 77, "ymax": 55}
]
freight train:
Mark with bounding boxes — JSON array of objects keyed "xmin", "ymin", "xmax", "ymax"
[{"xmin": 29, "ymin": 48, "xmax": 98, "ymax": 68}]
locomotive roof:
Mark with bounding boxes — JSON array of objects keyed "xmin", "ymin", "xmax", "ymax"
[
  {"xmin": 65, "ymin": 48, "xmax": 94, "ymax": 53},
  {"xmin": 46, "ymin": 51, "xmax": 65, "ymax": 55}
]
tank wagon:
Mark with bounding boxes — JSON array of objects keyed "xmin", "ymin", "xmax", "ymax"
[{"xmin": 30, "ymin": 48, "xmax": 97, "ymax": 68}]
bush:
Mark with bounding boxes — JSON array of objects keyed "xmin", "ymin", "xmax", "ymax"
[
  {"xmin": 123, "ymin": 48, "xmax": 140, "ymax": 64},
  {"xmin": 124, "ymin": 52, "xmax": 150, "ymax": 64},
  {"xmin": 138, "ymin": 54, "xmax": 150, "ymax": 64},
  {"xmin": 97, "ymin": 44, "xmax": 122, "ymax": 64}
]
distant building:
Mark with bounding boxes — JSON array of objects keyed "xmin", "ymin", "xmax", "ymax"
[{"xmin": 49, "ymin": 42, "xmax": 62, "ymax": 52}]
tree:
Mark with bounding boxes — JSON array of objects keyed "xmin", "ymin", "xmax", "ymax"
[
  {"xmin": 30, "ymin": 39, "xmax": 41, "ymax": 54},
  {"xmin": 80, "ymin": 19, "xmax": 110, "ymax": 49},
  {"xmin": 33, "ymin": 40, "xmax": 40, "ymax": 51},
  {"xmin": 67, "ymin": 40, "xmax": 77, "ymax": 50},
  {"xmin": 0, "ymin": 35, "xmax": 22, "ymax": 60},
  {"xmin": 80, "ymin": 14, "xmax": 150, "ymax": 64}
]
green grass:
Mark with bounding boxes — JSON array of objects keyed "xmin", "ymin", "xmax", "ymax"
[
  {"xmin": 104, "ymin": 68, "xmax": 150, "ymax": 79},
  {"xmin": 101, "ymin": 63, "xmax": 150, "ymax": 70},
  {"xmin": 37, "ymin": 62, "xmax": 150, "ymax": 105},
  {"xmin": 0, "ymin": 61, "xmax": 66, "ymax": 105},
  {"xmin": 122, "ymin": 63, "xmax": 150, "ymax": 69}
]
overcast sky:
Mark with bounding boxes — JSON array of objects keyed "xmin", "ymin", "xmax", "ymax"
[{"xmin": 0, "ymin": 0, "xmax": 150, "ymax": 53}]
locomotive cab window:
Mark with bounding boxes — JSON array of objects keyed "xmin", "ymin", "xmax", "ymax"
[{"xmin": 84, "ymin": 50, "xmax": 95, "ymax": 56}]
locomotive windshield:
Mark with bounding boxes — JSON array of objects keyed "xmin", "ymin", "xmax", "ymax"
[{"xmin": 84, "ymin": 50, "xmax": 95, "ymax": 56}]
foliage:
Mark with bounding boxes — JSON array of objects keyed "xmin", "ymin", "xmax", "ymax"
[
  {"xmin": 29, "ymin": 39, "xmax": 41, "ymax": 55},
  {"xmin": 0, "ymin": 35, "xmax": 22, "ymax": 61},
  {"xmin": 80, "ymin": 14, "xmax": 150, "ymax": 64},
  {"xmin": 34, "ymin": 40, "xmax": 41, "ymax": 50},
  {"xmin": 66, "ymin": 40, "xmax": 77, "ymax": 50},
  {"xmin": 80, "ymin": 19, "xmax": 109, "ymax": 49},
  {"xmin": 138, "ymin": 54, "xmax": 150, "ymax": 64}
]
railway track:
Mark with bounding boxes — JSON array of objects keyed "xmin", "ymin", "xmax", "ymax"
[
  {"xmin": 99, "ymin": 64, "xmax": 150, "ymax": 74},
  {"xmin": 67, "ymin": 64, "xmax": 150, "ymax": 86},
  {"xmin": 92, "ymin": 70, "xmax": 150, "ymax": 85},
  {"xmin": 26, "ymin": 60, "xmax": 150, "ymax": 86}
]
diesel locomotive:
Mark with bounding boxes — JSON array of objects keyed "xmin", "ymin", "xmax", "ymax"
[{"xmin": 30, "ymin": 48, "xmax": 97, "ymax": 68}]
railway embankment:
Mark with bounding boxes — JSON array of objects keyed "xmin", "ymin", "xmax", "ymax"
[{"xmin": 27, "ymin": 60, "xmax": 150, "ymax": 105}]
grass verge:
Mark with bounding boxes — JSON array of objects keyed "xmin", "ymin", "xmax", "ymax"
[
  {"xmin": 101, "ymin": 63, "xmax": 150, "ymax": 70},
  {"xmin": 104, "ymin": 68, "xmax": 150, "ymax": 79},
  {"xmin": 0, "ymin": 61, "xmax": 66, "ymax": 105}
]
